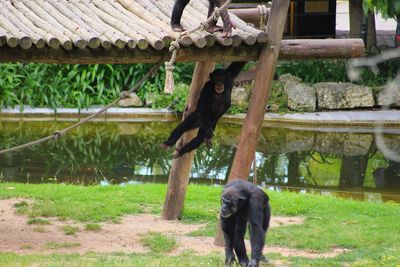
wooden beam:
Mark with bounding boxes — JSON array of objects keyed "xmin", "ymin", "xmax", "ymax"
[
  {"xmin": 229, "ymin": 8, "xmax": 270, "ymax": 27},
  {"xmin": 0, "ymin": 39, "xmax": 364, "ymax": 64},
  {"xmin": 162, "ymin": 61, "xmax": 215, "ymax": 220}
]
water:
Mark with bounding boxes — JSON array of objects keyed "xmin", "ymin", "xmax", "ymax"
[{"xmin": 1, "ymin": 119, "xmax": 400, "ymax": 203}]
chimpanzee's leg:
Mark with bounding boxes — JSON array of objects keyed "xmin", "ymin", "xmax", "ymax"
[
  {"xmin": 233, "ymin": 215, "xmax": 249, "ymax": 266},
  {"xmin": 248, "ymin": 200, "xmax": 267, "ymax": 267},
  {"xmin": 162, "ymin": 112, "xmax": 199, "ymax": 147},
  {"xmin": 221, "ymin": 216, "xmax": 236, "ymax": 266},
  {"xmin": 219, "ymin": 0, "xmax": 233, "ymax": 37},
  {"xmin": 174, "ymin": 127, "xmax": 207, "ymax": 156},
  {"xmin": 171, "ymin": 0, "xmax": 190, "ymax": 32}
]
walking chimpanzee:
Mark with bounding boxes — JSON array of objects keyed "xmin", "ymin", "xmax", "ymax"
[
  {"xmin": 171, "ymin": 0, "xmax": 233, "ymax": 37},
  {"xmin": 160, "ymin": 62, "xmax": 245, "ymax": 158},
  {"xmin": 220, "ymin": 179, "xmax": 271, "ymax": 267}
]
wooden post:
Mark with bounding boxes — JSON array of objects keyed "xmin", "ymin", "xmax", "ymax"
[
  {"xmin": 214, "ymin": 0, "xmax": 290, "ymax": 247},
  {"xmin": 162, "ymin": 61, "xmax": 215, "ymax": 220},
  {"xmin": 228, "ymin": 0, "xmax": 290, "ymax": 181}
]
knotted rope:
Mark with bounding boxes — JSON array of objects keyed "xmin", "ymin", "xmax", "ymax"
[
  {"xmin": 164, "ymin": 0, "xmax": 232, "ymax": 94},
  {"xmin": 257, "ymin": 5, "xmax": 267, "ymax": 31},
  {"xmin": 0, "ymin": 62, "xmax": 163, "ymax": 155}
]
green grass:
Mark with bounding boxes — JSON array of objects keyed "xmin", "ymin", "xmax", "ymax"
[
  {"xmin": 140, "ymin": 232, "xmax": 177, "ymax": 254},
  {"xmin": 61, "ymin": 225, "xmax": 80, "ymax": 236},
  {"xmin": 0, "ymin": 182, "xmax": 399, "ymax": 266},
  {"xmin": 45, "ymin": 242, "xmax": 80, "ymax": 249},
  {"xmin": 27, "ymin": 218, "xmax": 51, "ymax": 225},
  {"xmin": 84, "ymin": 223, "xmax": 102, "ymax": 232}
]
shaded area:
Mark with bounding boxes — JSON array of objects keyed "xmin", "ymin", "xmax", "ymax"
[{"xmin": 1, "ymin": 120, "xmax": 400, "ymax": 202}]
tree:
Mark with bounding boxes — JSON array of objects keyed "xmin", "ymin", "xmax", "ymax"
[{"xmin": 363, "ymin": 0, "xmax": 400, "ymax": 19}]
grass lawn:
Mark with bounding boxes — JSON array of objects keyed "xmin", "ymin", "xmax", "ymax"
[{"xmin": 0, "ymin": 182, "xmax": 399, "ymax": 266}]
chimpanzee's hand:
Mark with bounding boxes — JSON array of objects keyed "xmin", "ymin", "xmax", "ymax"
[
  {"xmin": 159, "ymin": 143, "xmax": 169, "ymax": 150},
  {"xmin": 204, "ymin": 138, "xmax": 212, "ymax": 149},
  {"xmin": 224, "ymin": 252, "xmax": 236, "ymax": 266}
]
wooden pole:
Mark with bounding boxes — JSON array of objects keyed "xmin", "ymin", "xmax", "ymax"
[
  {"xmin": 228, "ymin": 0, "xmax": 290, "ymax": 181},
  {"xmin": 162, "ymin": 61, "xmax": 215, "ymax": 220}
]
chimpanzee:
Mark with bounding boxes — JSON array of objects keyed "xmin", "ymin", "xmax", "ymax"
[
  {"xmin": 160, "ymin": 62, "xmax": 245, "ymax": 158},
  {"xmin": 220, "ymin": 179, "xmax": 271, "ymax": 267},
  {"xmin": 171, "ymin": 0, "xmax": 233, "ymax": 37}
]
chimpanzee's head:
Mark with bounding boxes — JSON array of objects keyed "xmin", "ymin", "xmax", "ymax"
[
  {"xmin": 210, "ymin": 69, "xmax": 228, "ymax": 94},
  {"xmin": 220, "ymin": 188, "xmax": 247, "ymax": 218}
]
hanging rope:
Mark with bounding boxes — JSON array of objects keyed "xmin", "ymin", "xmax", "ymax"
[
  {"xmin": 164, "ymin": 0, "xmax": 232, "ymax": 94},
  {"xmin": 0, "ymin": 62, "xmax": 163, "ymax": 155},
  {"xmin": 257, "ymin": 5, "xmax": 267, "ymax": 31}
]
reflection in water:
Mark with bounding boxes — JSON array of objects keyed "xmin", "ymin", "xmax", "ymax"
[{"xmin": 1, "ymin": 120, "xmax": 400, "ymax": 203}]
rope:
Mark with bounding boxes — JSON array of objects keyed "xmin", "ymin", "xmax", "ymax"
[
  {"xmin": 164, "ymin": 0, "xmax": 232, "ymax": 94},
  {"xmin": 257, "ymin": 5, "xmax": 267, "ymax": 31},
  {"xmin": 0, "ymin": 62, "xmax": 163, "ymax": 155}
]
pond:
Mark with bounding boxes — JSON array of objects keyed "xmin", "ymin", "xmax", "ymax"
[{"xmin": 1, "ymin": 119, "xmax": 400, "ymax": 203}]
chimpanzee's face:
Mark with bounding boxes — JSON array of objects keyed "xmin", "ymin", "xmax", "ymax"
[
  {"xmin": 220, "ymin": 193, "xmax": 246, "ymax": 218},
  {"xmin": 210, "ymin": 70, "xmax": 227, "ymax": 94}
]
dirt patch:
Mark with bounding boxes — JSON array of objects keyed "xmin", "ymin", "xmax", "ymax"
[{"xmin": 0, "ymin": 198, "xmax": 347, "ymax": 258}]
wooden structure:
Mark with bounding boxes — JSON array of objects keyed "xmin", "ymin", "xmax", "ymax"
[{"xmin": 0, "ymin": 0, "xmax": 364, "ymax": 220}]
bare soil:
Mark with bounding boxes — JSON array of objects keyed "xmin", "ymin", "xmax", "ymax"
[{"xmin": 0, "ymin": 198, "xmax": 348, "ymax": 258}]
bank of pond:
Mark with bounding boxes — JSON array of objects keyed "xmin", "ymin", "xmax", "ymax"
[{"xmin": 1, "ymin": 119, "xmax": 400, "ymax": 203}]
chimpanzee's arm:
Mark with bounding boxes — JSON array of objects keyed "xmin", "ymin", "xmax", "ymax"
[
  {"xmin": 226, "ymin": 62, "xmax": 246, "ymax": 79},
  {"xmin": 221, "ymin": 216, "xmax": 236, "ymax": 265},
  {"xmin": 233, "ymin": 215, "xmax": 250, "ymax": 266}
]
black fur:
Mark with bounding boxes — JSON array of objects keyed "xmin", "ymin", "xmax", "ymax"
[
  {"xmin": 220, "ymin": 179, "xmax": 271, "ymax": 267},
  {"xmin": 161, "ymin": 62, "xmax": 245, "ymax": 157},
  {"xmin": 171, "ymin": 0, "xmax": 233, "ymax": 37}
]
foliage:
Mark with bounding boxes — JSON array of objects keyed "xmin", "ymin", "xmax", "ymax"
[
  {"xmin": 363, "ymin": 0, "xmax": 400, "ymax": 19},
  {"xmin": 0, "ymin": 63, "xmax": 194, "ymax": 111},
  {"xmin": 275, "ymin": 59, "xmax": 348, "ymax": 84}
]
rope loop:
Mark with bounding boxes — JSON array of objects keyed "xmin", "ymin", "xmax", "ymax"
[
  {"xmin": 165, "ymin": 61, "xmax": 175, "ymax": 72},
  {"xmin": 52, "ymin": 131, "xmax": 63, "ymax": 140}
]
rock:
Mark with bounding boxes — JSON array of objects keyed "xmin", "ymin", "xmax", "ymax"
[
  {"xmin": 285, "ymin": 81, "xmax": 316, "ymax": 112},
  {"xmin": 231, "ymin": 86, "xmax": 249, "ymax": 106},
  {"xmin": 376, "ymin": 82, "xmax": 400, "ymax": 107},
  {"xmin": 315, "ymin": 82, "xmax": 374, "ymax": 110},
  {"xmin": 314, "ymin": 132, "xmax": 373, "ymax": 156},
  {"xmin": 278, "ymin": 73, "xmax": 302, "ymax": 85},
  {"xmin": 117, "ymin": 92, "xmax": 143, "ymax": 107}
]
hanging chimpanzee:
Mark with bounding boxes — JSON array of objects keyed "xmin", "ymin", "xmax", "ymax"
[
  {"xmin": 160, "ymin": 62, "xmax": 245, "ymax": 158},
  {"xmin": 171, "ymin": 0, "xmax": 233, "ymax": 37},
  {"xmin": 220, "ymin": 179, "xmax": 271, "ymax": 267}
]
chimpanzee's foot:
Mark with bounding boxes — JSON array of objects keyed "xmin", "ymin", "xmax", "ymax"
[
  {"xmin": 238, "ymin": 259, "xmax": 249, "ymax": 267},
  {"xmin": 171, "ymin": 23, "xmax": 185, "ymax": 32},
  {"xmin": 222, "ymin": 23, "xmax": 233, "ymax": 38},
  {"xmin": 248, "ymin": 259, "xmax": 259, "ymax": 267},
  {"xmin": 204, "ymin": 138, "xmax": 212, "ymax": 149},
  {"xmin": 172, "ymin": 149, "xmax": 182, "ymax": 159},
  {"xmin": 260, "ymin": 255, "xmax": 269, "ymax": 263},
  {"xmin": 224, "ymin": 252, "xmax": 236, "ymax": 266},
  {"xmin": 159, "ymin": 143, "xmax": 170, "ymax": 150}
]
